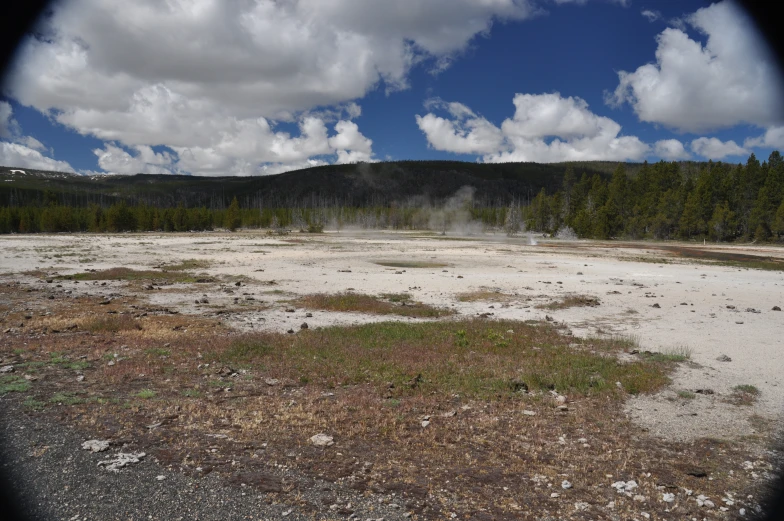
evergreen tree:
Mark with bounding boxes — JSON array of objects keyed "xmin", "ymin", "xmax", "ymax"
[{"xmin": 225, "ymin": 197, "xmax": 241, "ymax": 231}]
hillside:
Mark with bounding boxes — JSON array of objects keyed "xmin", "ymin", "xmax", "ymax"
[{"xmin": 0, "ymin": 160, "xmax": 632, "ymax": 209}]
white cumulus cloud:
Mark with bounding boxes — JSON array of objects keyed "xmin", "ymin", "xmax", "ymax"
[
  {"xmin": 3, "ymin": 0, "xmax": 541, "ymax": 175},
  {"xmin": 654, "ymin": 139, "xmax": 690, "ymax": 160},
  {"xmin": 417, "ymin": 92, "xmax": 650, "ymax": 162},
  {"xmin": 0, "ymin": 101, "xmax": 75, "ymax": 171},
  {"xmin": 641, "ymin": 9, "xmax": 661, "ymax": 22},
  {"xmin": 690, "ymin": 137, "xmax": 748, "ymax": 159},
  {"xmin": 608, "ymin": 0, "xmax": 784, "ymax": 132},
  {"xmin": 744, "ymin": 126, "xmax": 784, "ymax": 150}
]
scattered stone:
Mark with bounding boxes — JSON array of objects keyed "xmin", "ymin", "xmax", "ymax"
[
  {"xmin": 81, "ymin": 440, "xmax": 110, "ymax": 453},
  {"xmin": 309, "ymin": 433, "xmax": 334, "ymax": 446},
  {"xmin": 287, "ymin": 329, "xmax": 294, "ymax": 334},
  {"xmin": 694, "ymin": 389, "xmax": 714, "ymax": 395},
  {"xmin": 441, "ymin": 410, "xmax": 457, "ymax": 418},
  {"xmin": 557, "ymin": 405, "xmax": 569, "ymax": 412},
  {"xmin": 727, "ymin": 305, "xmax": 736, "ymax": 309},
  {"xmin": 554, "ymin": 394, "xmax": 567, "ymax": 405},
  {"xmin": 735, "ymin": 321, "xmax": 744, "ymax": 324},
  {"xmin": 300, "ymin": 322, "xmax": 308, "ymax": 330},
  {"xmin": 523, "ymin": 410, "xmax": 536, "ymax": 416},
  {"xmin": 107, "ymin": 360, "xmax": 115, "ymax": 367},
  {"xmin": 76, "ymin": 375, "xmax": 85, "ymax": 382},
  {"xmin": 612, "ymin": 480, "xmax": 638, "ymax": 493},
  {"xmin": 663, "ymin": 493, "xmax": 675, "ymax": 503},
  {"xmin": 421, "ymin": 419, "xmax": 431, "ymax": 428},
  {"xmin": 545, "ymin": 315, "xmax": 554, "ymax": 322},
  {"xmin": 234, "ymin": 281, "xmax": 242, "ymax": 287},
  {"xmin": 577, "ymin": 272, "xmax": 583, "ymax": 275},
  {"xmin": 0, "ymin": 365, "xmax": 14, "ymax": 373},
  {"xmin": 97, "ymin": 452, "xmax": 146, "ymax": 472},
  {"xmin": 633, "ymin": 495, "xmax": 647, "ymax": 502},
  {"xmin": 561, "ymin": 480, "xmax": 573, "ymax": 489},
  {"xmin": 457, "ymin": 275, "xmax": 463, "ymax": 279},
  {"xmin": 305, "ymin": 312, "xmax": 313, "ymax": 318},
  {"xmin": 716, "ymin": 355, "xmax": 732, "ymax": 362},
  {"xmin": 156, "ymin": 475, "xmax": 166, "ymax": 481},
  {"xmin": 652, "ymin": 303, "xmax": 660, "ymax": 308},
  {"xmin": 773, "ymin": 306, "xmax": 781, "ymax": 311}
]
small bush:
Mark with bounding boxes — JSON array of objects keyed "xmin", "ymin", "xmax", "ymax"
[{"xmin": 136, "ymin": 389, "xmax": 156, "ymax": 399}]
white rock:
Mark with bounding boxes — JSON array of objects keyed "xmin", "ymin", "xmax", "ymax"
[
  {"xmin": 81, "ymin": 440, "xmax": 110, "ymax": 453},
  {"xmin": 550, "ymin": 492, "xmax": 560, "ymax": 498},
  {"xmin": 309, "ymin": 433, "xmax": 334, "ymax": 446},
  {"xmin": 663, "ymin": 493, "xmax": 675, "ymax": 503},
  {"xmin": 97, "ymin": 451, "xmax": 146, "ymax": 472},
  {"xmin": 156, "ymin": 475, "xmax": 166, "ymax": 481},
  {"xmin": 633, "ymin": 495, "xmax": 647, "ymax": 502},
  {"xmin": 740, "ymin": 508, "xmax": 746, "ymax": 516},
  {"xmin": 0, "ymin": 365, "xmax": 14, "ymax": 373},
  {"xmin": 421, "ymin": 420, "xmax": 431, "ymax": 428},
  {"xmin": 561, "ymin": 480, "xmax": 573, "ymax": 489},
  {"xmin": 523, "ymin": 410, "xmax": 536, "ymax": 416}
]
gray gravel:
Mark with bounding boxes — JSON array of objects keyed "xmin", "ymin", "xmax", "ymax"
[{"xmin": 0, "ymin": 397, "xmax": 411, "ymax": 521}]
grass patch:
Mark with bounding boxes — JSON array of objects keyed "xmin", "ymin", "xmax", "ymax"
[
  {"xmin": 145, "ymin": 348, "xmax": 171, "ymax": 357},
  {"xmin": 22, "ymin": 396, "xmax": 46, "ymax": 410},
  {"xmin": 162, "ymin": 259, "xmax": 211, "ymax": 271},
  {"xmin": 641, "ymin": 346, "xmax": 692, "ymax": 363},
  {"xmin": 48, "ymin": 392, "xmax": 84, "ymax": 405},
  {"xmin": 456, "ymin": 290, "xmax": 514, "ymax": 302},
  {"xmin": 83, "ymin": 315, "xmax": 142, "ymax": 333},
  {"xmin": 0, "ymin": 375, "xmax": 31, "ymax": 395},
  {"xmin": 61, "ymin": 267, "xmax": 212, "ymax": 283},
  {"xmin": 181, "ymin": 389, "xmax": 202, "ymax": 398},
  {"xmin": 373, "ymin": 260, "xmax": 450, "ymax": 269},
  {"xmin": 537, "ymin": 294, "xmax": 601, "ymax": 310},
  {"xmin": 293, "ymin": 292, "xmax": 454, "ymax": 318},
  {"xmin": 210, "ymin": 319, "xmax": 671, "ymax": 399},
  {"xmin": 677, "ymin": 390, "xmax": 696, "ymax": 400},
  {"xmin": 734, "ymin": 384, "xmax": 760, "ymax": 395},
  {"xmin": 136, "ymin": 389, "xmax": 156, "ymax": 399},
  {"xmin": 380, "ymin": 293, "xmax": 412, "ymax": 303},
  {"xmin": 725, "ymin": 385, "xmax": 760, "ymax": 406}
]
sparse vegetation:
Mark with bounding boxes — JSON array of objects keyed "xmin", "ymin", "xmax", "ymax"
[
  {"xmin": 136, "ymin": 389, "xmax": 156, "ymax": 399},
  {"xmin": 456, "ymin": 289, "xmax": 515, "ymax": 302},
  {"xmin": 373, "ymin": 260, "xmax": 450, "ymax": 268},
  {"xmin": 62, "ymin": 267, "xmax": 212, "ymax": 283},
  {"xmin": 83, "ymin": 315, "xmax": 142, "ymax": 333},
  {"xmin": 537, "ymin": 294, "xmax": 600, "ymax": 310},
  {"xmin": 726, "ymin": 385, "xmax": 761, "ymax": 406},
  {"xmin": 293, "ymin": 292, "xmax": 454, "ymax": 318},
  {"xmin": 0, "ymin": 375, "xmax": 31, "ymax": 395}
]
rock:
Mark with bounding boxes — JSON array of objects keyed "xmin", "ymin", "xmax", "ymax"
[
  {"xmin": 545, "ymin": 315, "xmax": 554, "ymax": 322},
  {"xmin": 652, "ymin": 303, "xmax": 660, "ymax": 308},
  {"xmin": 421, "ymin": 420, "xmax": 431, "ymax": 428},
  {"xmin": 457, "ymin": 275, "xmax": 463, "ymax": 279},
  {"xmin": 156, "ymin": 475, "xmax": 166, "ymax": 481},
  {"xmin": 287, "ymin": 329, "xmax": 295, "ymax": 334},
  {"xmin": 554, "ymin": 394, "xmax": 567, "ymax": 405},
  {"xmin": 716, "ymin": 355, "xmax": 732, "ymax": 362},
  {"xmin": 300, "ymin": 322, "xmax": 308, "ymax": 330},
  {"xmin": 727, "ymin": 305, "xmax": 736, "ymax": 309},
  {"xmin": 264, "ymin": 378, "xmax": 280, "ymax": 386},
  {"xmin": 441, "ymin": 410, "xmax": 457, "ymax": 418},
  {"xmin": 97, "ymin": 451, "xmax": 146, "ymax": 472},
  {"xmin": 577, "ymin": 272, "xmax": 583, "ymax": 275},
  {"xmin": 694, "ymin": 389, "xmax": 714, "ymax": 395},
  {"xmin": 633, "ymin": 495, "xmax": 647, "ymax": 502},
  {"xmin": 285, "ymin": 308, "xmax": 295, "ymax": 313},
  {"xmin": 81, "ymin": 439, "xmax": 110, "ymax": 453},
  {"xmin": 557, "ymin": 405, "xmax": 569, "ymax": 411},
  {"xmin": 773, "ymin": 306, "xmax": 781, "ymax": 311},
  {"xmin": 0, "ymin": 365, "xmax": 14, "ymax": 373},
  {"xmin": 306, "ymin": 312, "xmax": 313, "ymax": 318},
  {"xmin": 235, "ymin": 281, "xmax": 242, "ymax": 287},
  {"xmin": 561, "ymin": 480, "xmax": 573, "ymax": 489},
  {"xmin": 523, "ymin": 410, "xmax": 536, "ymax": 416},
  {"xmin": 735, "ymin": 321, "xmax": 744, "ymax": 324},
  {"xmin": 107, "ymin": 360, "xmax": 115, "ymax": 367},
  {"xmin": 309, "ymin": 433, "xmax": 334, "ymax": 447},
  {"xmin": 76, "ymin": 375, "xmax": 85, "ymax": 382},
  {"xmin": 663, "ymin": 493, "xmax": 675, "ymax": 503}
]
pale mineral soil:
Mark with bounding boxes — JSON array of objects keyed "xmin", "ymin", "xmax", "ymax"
[{"xmin": 2, "ymin": 230, "xmax": 783, "ymax": 443}]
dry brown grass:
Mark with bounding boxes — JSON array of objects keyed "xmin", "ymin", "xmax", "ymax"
[
  {"xmin": 537, "ymin": 294, "xmax": 601, "ymax": 310},
  {"xmin": 293, "ymin": 292, "xmax": 454, "ymax": 318},
  {"xmin": 0, "ymin": 280, "xmax": 773, "ymax": 521},
  {"xmin": 455, "ymin": 289, "xmax": 516, "ymax": 302}
]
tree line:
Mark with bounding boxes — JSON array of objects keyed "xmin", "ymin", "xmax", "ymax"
[{"xmin": 1, "ymin": 151, "xmax": 783, "ymax": 241}]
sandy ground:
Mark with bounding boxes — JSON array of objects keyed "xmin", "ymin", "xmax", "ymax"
[{"xmin": 2, "ymin": 230, "xmax": 783, "ymax": 443}]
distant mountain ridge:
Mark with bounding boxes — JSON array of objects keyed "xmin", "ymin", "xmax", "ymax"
[{"xmin": 0, "ymin": 159, "xmax": 699, "ymax": 209}]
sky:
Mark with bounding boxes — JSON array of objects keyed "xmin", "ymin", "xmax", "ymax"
[{"xmin": 1, "ymin": 0, "xmax": 783, "ymax": 177}]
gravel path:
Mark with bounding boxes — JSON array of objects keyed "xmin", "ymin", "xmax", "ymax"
[{"xmin": 0, "ymin": 398, "xmax": 409, "ymax": 521}]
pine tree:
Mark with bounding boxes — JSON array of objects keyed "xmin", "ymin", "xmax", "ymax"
[{"xmin": 225, "ymin": 197, "xmax": 241, "ymax": 232}]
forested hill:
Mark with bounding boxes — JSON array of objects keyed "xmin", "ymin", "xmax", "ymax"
[{"xmin": 0, "ymin": 160, "xmax": 642, "ymax": 209}]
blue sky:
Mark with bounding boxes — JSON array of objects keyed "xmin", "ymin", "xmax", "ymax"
[{"xmin": 1, "ymin": 0, "xmax": 783, "ymax": 176}]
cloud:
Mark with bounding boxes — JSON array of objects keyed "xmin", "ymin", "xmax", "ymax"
[
  {"xmin": 690, "ymin": 137, "xmax": 748, "ymax": 159},
  {"xmin": 3, "ymin": 0, "xmax": 541, "ymax": 175},
  {"xmin": 608, "ymin": 1, "xmax": 784, "ymax": 132},
  {"xmin": 654, "ymin": 139, "xmax": 690, "ymax": 160},
  {"xmin": 0, "ymin": 101, "xmax": 20, "ymax": 139},
  {"xmin": 0, "ymin": 101, "xmax": 76, "ymax": 171},
  {"xmin": 0, "ymin": 142, "xmax": 75, "ymax": 172},
  {"xmin": 641, "ymin": 9, "xmax": 661, "ymax": 22},
  {"xmin": 416, "ymin": 99, "xmax": 505, "ymax": 155},
  {"xmin": 93, "ymin": 144, "xmax": 177, "ymax": 175},
  {"xmin": 417, "ymin": 92, "xmax": 650, "ymax": 162},
  {"xmin": 744, "ymin": 126, "xmax": 784, "ymax": 149}
]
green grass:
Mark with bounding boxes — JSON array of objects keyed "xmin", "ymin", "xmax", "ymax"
[
  {"xmin": 380, "ymin": 293, "xmax": 412, "ymax": 303},
  {"xmin": 373, "ymin": 260, "xmax": 451, "ymax": 268},
  {"xmin": 677, "ymin": 390, "xmax": 696, "ymax": 400},
  {"xmin": 210, "ymin": 319, "xmax": 671, "ymax": 399},
  {"xmin": 734, "ymin": 384, "xmax": 760, "ymax": 395},
  {"xmin": 145, "ymin": 348, "xmax": 171, "ymax": 357},
  {"xmin": 294, "ymin": 292, "xmax": 454, "ymax": 318},
  {"xmin": 456, "ymin": 290, "xmax": 514, "ymax": 302},
  {"xmin": 0, "ymin": 375, "xmax": 31, "ymax": 395},
  {"xmin": 161, "ymin": 259, "xmax": 211, "ymax": 271},
  {"xmin": 136, "ymin": 389, "xmax": 156, "ymax": 399},
  {"xmin": 181, "ymin": 389, "xmax": 203, "ymax": 398},
  {"xmin": 537, "ymin": 295, "xmax": 601, "ymax": 310},
  {"xmin": 48, "ymin": 392, "xmax": 84, "ymax": 405},
  {"xmin": 642, "ymin": 346, "xmax": 692, "ymax": 363},
  {"xmin": 22, "ymin": 396, "xmax": 46, "ymax": 410}
]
